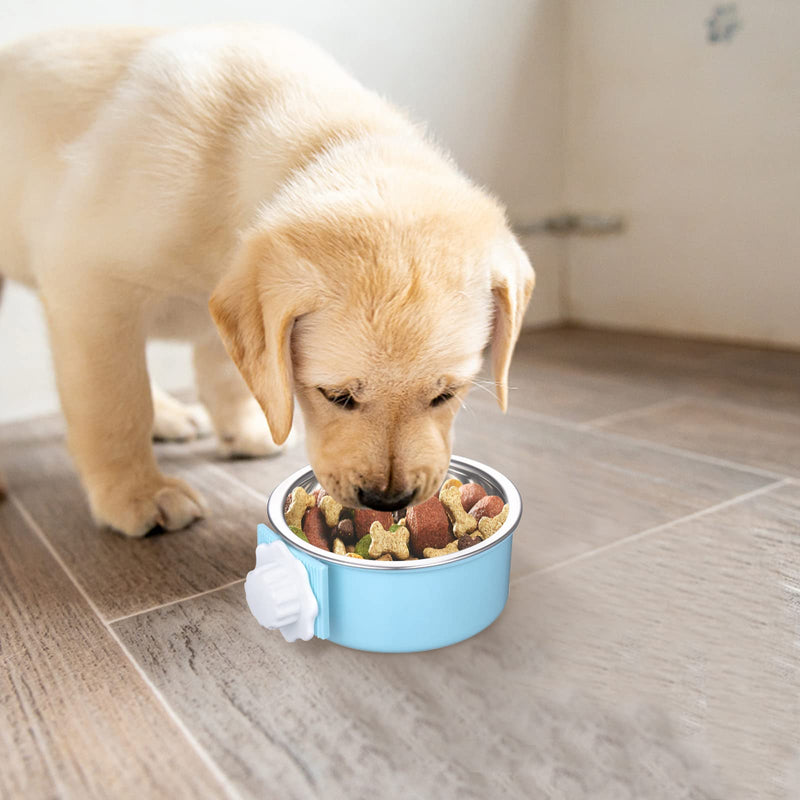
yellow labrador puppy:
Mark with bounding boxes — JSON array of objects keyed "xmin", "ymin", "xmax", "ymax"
[{"xmin": 0, "ymin": 26, "xmax": 534, "ymax": 536}]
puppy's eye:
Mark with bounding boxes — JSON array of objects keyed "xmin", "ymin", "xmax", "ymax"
[
  {"xmin": 319, "ymin": 388, "xmax": 358, "ymax": 410},
  {"xmin": 430, "ymin": 390, "xmax": 455, "ymax": 407}
]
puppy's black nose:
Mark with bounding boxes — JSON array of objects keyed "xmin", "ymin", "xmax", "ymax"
[{"xmin": 357, "ymin": 487, "xmax": 415, "ymax": 512}]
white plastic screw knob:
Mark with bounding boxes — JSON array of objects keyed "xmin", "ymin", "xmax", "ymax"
[{"xmin": 245, "ymin": 541, "xmax": 318, "ymax": 642}]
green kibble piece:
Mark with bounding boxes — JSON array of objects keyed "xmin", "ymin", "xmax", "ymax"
[
  {"xmin": 289, "ymin": 525, "xmax": 309, "ymax": 543},
  {"xmin": 355, "ymin": 534, "xmax": 372, "ymax": 558},
  {"xmin": 389, "ymin": 523, "xmax": 400, "ymax": 532}
]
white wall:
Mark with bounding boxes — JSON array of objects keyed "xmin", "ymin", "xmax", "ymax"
[
  {"xmin": 564, "ymin": 0, "xmax": 800, "ymax": 349},
  {"xmin": 0, "ymin": 1, "xmax": 566, "ymax": 423},
  {"xmin": 6, "ymin": 2, "xmax": 795, "ymax": 425}
]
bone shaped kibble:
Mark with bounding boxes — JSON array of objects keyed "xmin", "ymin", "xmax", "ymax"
[
  {"xmin": 284, "ymin": 486, "xmax": 316, "ymax": 529},
  {"xmin": 440, "ymin": 476, "xmax": 462, "ymax": 493},
  {"xmin": 422, "ymin": 540, "xmax": 459, "ymax": 558},
  {"xmin": 477, "ymin": 504, "xmax": 509, "ymax": 539},
  {"xmin": 368, "ymin": 521, "xmax": 410, "ymax": 560},
  {"xmin": 318, "ymin": 495, "xmax": 343, "ymax": 528},
  {"xmin": 439, "ymin": 485, "xmax": 477, "ymax": 537}
]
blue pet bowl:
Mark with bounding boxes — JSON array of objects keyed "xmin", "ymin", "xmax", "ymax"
[{"xmin": 245, "ymin": 455, "xmax": 522, "ymax": 652}]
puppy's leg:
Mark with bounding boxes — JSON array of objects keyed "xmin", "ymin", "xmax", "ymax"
[
  {"xmin": 0, "ymin": 275, "xmax": 5, "ymax": 500},
  {"xmin": 43, "ymin": 289, "xmax": 206, "ymax": 537},
  {"xmin": 151, "ymin": 383, "xmax": 213, "ymax": 442},
  {"xmin": 194, "ymin": 332, "xmax": 291, "ymax": 458}
]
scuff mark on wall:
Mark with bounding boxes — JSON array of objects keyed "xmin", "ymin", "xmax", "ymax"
[{"xmin": 706, "ymin": 4, "xmax": 741, "ymax": 44}]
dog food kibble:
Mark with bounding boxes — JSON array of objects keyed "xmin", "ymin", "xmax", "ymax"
[
  {"xmin": 354, "ymin": 534, "xmax": 373, "ymax": 558},
  {"xmin": 406, "ymin": 495, "xmax": 453, "ymax": 556},
  {"xmin": 368, "ymin": 521, "xmax": 410, "ymax": 560},
  {"xmin": 457, "ymin": 533, "xmax": 482, "ymax": 550},
  {"xmin": 439, "ymin": 485, "xmax": 478, "ymax": 538},
  {"xmin": 478, "ymin": 504, "xmax": 509, "ymax": 539},
  {"xmin": 459, "ymin": 482, "xmax": 487, "ymax": 513},
  {"xmin": 283, "ymin": 476, "xmax": 511, "ymax": 561},
  {"xmin": 440, "ymin": 477, "xmax": 462, "ymax": 493},
  {"xmin": 422, "ymin": 540, "xmax": 460, "ymax": 558},
  {"xmin": 285, "ymin": 487, "xmax": 315, "ymax": 529},
  {"xmin": 302, "ymin": 506, "xmax": 331, "ymax": 551},
  {"xmin": 468, "ymin": 494, "xmax": 504, "ymax": 524},
  {"xmin": 353, "ymin": 509, "xmax": 395, "ymax": 539},
  {"xmin": 336, "ymin": 518, "xmax": 356, "ymax": 543},
  {"xmin": 318, "ymin": 495, "xmax": 343, "ymax": 527},
  {"xmin": 289, "ymin": 525, "xmax": 308, "ymax": 542}
]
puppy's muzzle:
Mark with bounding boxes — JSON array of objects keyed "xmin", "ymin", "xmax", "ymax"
[{"xmin": 357, "ymin": 487, "xmax": 416, "ymax": 512}]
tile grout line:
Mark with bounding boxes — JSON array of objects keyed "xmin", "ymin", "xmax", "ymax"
[
  {"xmin": 583, "ymin": 425, "xmax": 791, "ymax": 481},
  {"xmin": 107, "ymin": 577, "xmax": 246, "ymax": 625},
  {"xmin": 510, "ymin": 477, "xmax": 792, "ymax": 586},
  {"xmin": 472, "ymin": 398, "xmax": 792, "ymax": 481},
  {"xmin": 584, "ymin": 395, "xmax": 692, "ymax": 428},
  {"xmin": 9, "ymin": 495, "xmax": 246, "ymax": 800},
  {"xmin": 684, "ymin": 394, "xmax": 800, "ymax": 427}
]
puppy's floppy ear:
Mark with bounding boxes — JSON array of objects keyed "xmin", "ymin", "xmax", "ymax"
[
  {"xmin": 490, "ymin": 236, "xmax": 535, "ymax": 412},
  {"xmin": 209, "ymin": 234, "xmax": 317, "ymax": 445}
]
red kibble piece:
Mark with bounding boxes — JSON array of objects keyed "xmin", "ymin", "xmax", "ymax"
[
  {"xmin": 302, "ymin": 506, "xmax": 330, "ymax": 551},
  {"xmin": 469, "ymin": 495, "xmax": 504, "ymax": 523},
  {"xmin": 353, "ymin": 509, "xmax": 394, "ymax": 539},
  {"xmin": 459, "ymin": 483, "xmax": 487, "ymax": 514},
  {"xmin": 406, "ymin": 496, "xmax": 453, "ymax": 557}
]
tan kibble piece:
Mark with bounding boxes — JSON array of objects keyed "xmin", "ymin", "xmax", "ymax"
[
  {"xmin": 332, "ymin": 537, "xmax": 346, "ymax": 555},
  {"xmin": 422, "ymin": 540, "xmax": 460, "ymax": 558},
  {"xmin": 368, "ymin": 521, "xmax": 410, "ymax": 560},
  {"xmin": 439, "ymin": 485, "xmax": 477, "ymax": 537},
  {"xmin": 397, "ymin": 517, "xmax": 406, "ymax": 527},
  {"xmin": 478, "ymin": 504, "xmax": 509, "ymax": 539},
  {"xmin": 284, "ymin": 486, "xmax": 315, "ymax": 529},
  {"xmin": 319, "ymin": 495, "xmax": 343, "ymax": 528},
  {"xmin": 440, "ymin": 477, "xmax": 462, "ymax": 493},
  {"xmin": 346, "ymin": 552, "xmax": 364, "ymax": 559},
  {"xmin": 377, "ymin": 554, "xmax": 393, "ymax": 561}
]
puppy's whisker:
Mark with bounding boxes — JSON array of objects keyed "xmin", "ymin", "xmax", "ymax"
[{"xmin": 467, "ymin": 380, "xmax": 499, "ymax": 402}]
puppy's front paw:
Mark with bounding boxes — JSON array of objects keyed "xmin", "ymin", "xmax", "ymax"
[
  {"xmin": 90, "ymin": 475, "xmax": 207, "ymax": 538},
  {"xmin": 152, "ymin": 396, "xmax": 213, "ymax": 442},
  {"xmin": 216, "ymin": 409, "xmax": 295, "ymax": 459}
]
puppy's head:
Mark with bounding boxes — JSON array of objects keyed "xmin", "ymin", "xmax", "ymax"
[{"xmin": 210, "ymin": 196, "xmax": 533, "ymax": 511}]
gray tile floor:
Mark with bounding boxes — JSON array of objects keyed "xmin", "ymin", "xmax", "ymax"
[{"xmin": 1, "ymin": 327, "xmax": 799, "ymax": 799}]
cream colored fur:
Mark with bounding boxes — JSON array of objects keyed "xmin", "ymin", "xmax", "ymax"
[{"xmin": 0, "ymin": 26, "xmax": 533, "ymax": 536}]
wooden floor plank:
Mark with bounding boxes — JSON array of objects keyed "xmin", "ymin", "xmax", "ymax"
[
  {"xmin": 0, "ymin": 498, "xmax": 227, "ymax": 800},
  {"xmin": 113, "ymin": 482, "xmax": 800, "ymax": 800},
  {"xmin": 2, "ymin": 327, "xmax": 799, "ymax": 799},
  {"xmin": 0, "ymin": 416, "xmax": 271, "ymax": 620},
  {"xmin": 511, "ymin": 327, "xmax": 800, "ymax": 419}
]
